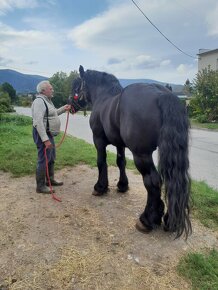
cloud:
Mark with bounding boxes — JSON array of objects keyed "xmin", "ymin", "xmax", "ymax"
[
  {"xmin": 0, "ymin": 0, "xmax": 38, "ymax": 15},
  {"xmin": 107, "ymin": 57, "xmax": 123, "ymax": 65},
  {"xmin": 206, "ymin": 4, "xmax": 218, "ymax": 36},
  {"xmin": 0, "ymin": 21, "xmax": 66, "ymax": 75},
  {"xmin": 66, "ymin": 0, "xmax": 218, "ymax": 82},
  {"xmin": 68, "ymin": 0, "xmax": 218, "ymax": 58},
  {"xmin": 0, "ymin": 56, "xmax": 12, "ymax": 65},
  {"xmin": 176, "ymin": 63, "xmax": 197, "ymax": 82},
  {"xmin": 0, "ymin": 0, "xmax": 216, "ymax": 83},
  {"xmin": 160, "ymin": 59, "xmax": 171, "ymax": 67},
  {"xmin": 0, "ymin": 20, "xmax": 66, "ymax": 47},
  {"xmin": 68, "ymin": 0, "xmax": 195, "ymax": 73}
]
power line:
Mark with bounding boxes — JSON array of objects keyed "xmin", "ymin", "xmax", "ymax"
[{"xmin": 131, "ymin": 0, "xmax": 196, "ymax": 59}]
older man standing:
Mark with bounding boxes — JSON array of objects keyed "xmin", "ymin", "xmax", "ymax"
[{"xmin": 31, "ymin": 80, "xmax": 71, "ymax": 194}]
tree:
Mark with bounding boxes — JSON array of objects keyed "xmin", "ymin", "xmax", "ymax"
[
  {"xmin": 190, "ymin": 67, "xmax": 218, "ymax": 122},
  {"xmin": 1, "ymin": 82, "xmax": 17, "ymax": 103},
  {"xmin": 183, "ymin": 79, "xmax": 193, "ymax": 98},
  {"xmin": 165, "ymin": 83, "xmax": 172, "ymax": 91},
  {"xmin": 49, "ymin": 71, "xmax": 79, "ymax": 107},
  {"xmin": 0, "ymin": 89, "xmax": 14, "ymax": 113}
]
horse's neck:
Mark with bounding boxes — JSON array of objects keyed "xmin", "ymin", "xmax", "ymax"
[{"xmin": 90, "ymin": 86, "xmax": 116, "ymax": 103}]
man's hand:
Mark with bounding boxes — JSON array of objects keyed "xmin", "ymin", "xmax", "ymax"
[
  {"xmin": 64, "ymin": 105, "xmax": 71, "ymax": 112},
  {"xmin": 44, "ymin": 140, "xmax": 53, "ymax": 148}
]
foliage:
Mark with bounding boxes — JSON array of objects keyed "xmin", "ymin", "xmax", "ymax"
[
  {"xmin": 190, "ymin": 67, "xmax": 218, "ymax": 122},
  {"xmin": 0, "ymin": 90, "xmax": 14, "ymax": 113},
  {"xmin": 183, "ymin": 78, "xmax": 193, "ymax": 98},
  {"xmin": 191, "ymin": 119, "xmax": 218, "ymax": 130},
  {"xmin": 0, "ymin": 113, "xmax": 32, "ymax": 125},
  {"xmin": 17, "ymin": 95, "xmax": 33, "ymax": 107},
  {"xmin": 178, "ymin": 249, "xmax": 218, "ymax": 290},
  {"xmin": 49, "ymin": 70, "xmax": 79, "ymax": 107},
  {"xmin": 1, "ymin": 82, "xmax": 17, "ymax": 103}
]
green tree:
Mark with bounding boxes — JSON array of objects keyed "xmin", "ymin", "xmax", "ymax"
[
  {"xmin": 49, "ymin": 71, "xmax": 79, "ymax": 107},
  {"xmin": 65, "ymin": 70, "xmax": 79, "ymax": 96},
  {"xmin": 183, "ymin": 79, "xmax": 193, "ymax": 98},
  {"xmin": 190, "ymin": 67, "xmax": 218, "ymax": 122},
  {"xmin": 1, "ymin": 82, "xmax": 17, "ymax": 103},
  {"xmin": 0, "ymin": 89, "xmax": 14, "ymax": 113}
]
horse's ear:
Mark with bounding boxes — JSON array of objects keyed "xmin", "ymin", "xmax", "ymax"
[{"xmin": 79, "ymin": 65, "xmax": 85, "ymax": 78}]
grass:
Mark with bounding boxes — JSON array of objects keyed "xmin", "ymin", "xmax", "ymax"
[
  {"xmin": 0, "ymin": 113, "xmax": 135, "ymax": 177},
  {"xmin": 177, "ymin": 249, "xmax": 218, "ymax": 290},
  {"xmin": 191, "ymin": 119, "xmax": 218, "ymax": 130},
  {"xmin": 191, "ymin": 180, "xmax": 218, "ymax": 230}
]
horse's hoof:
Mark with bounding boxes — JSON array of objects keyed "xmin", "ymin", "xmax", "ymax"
[
  {"xmin": 163, "ymin": 225, "xmax": 169, "ymax": 232},
  {"xmin": 117, "ymin": 186, "xmax": 129, "ymax": 193},
  {"xmin": 135, "ymin": 219, "xmax": 152, "ymax": 234},
  {"xmin": 92, "ymin": 190, "xmax": 105, "ymax": 196}
]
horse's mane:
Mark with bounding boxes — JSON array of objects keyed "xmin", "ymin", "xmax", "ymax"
[{"xmin": 86, "ymin": 70, "xmax": 123, "ymax": 96}]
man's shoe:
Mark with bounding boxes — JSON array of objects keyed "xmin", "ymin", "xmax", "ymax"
[
  {"xmin": 36, "ymin": 185, "xmax": 53, "ymax": 194},
  {"xmin": 46, "ymin": 180, "xmax": 63, "ymax": 186}
]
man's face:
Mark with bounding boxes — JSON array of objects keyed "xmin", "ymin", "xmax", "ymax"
[{"xmin": 42, "ymin": 83, "xmax": 54, "ymax": 98}]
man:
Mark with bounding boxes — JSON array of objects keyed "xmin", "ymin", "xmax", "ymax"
[{"xmin": 31, "ymin": 80, "xmax": 71, "ymax": 194}]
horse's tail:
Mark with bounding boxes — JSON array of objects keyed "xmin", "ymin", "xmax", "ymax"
[{"xmin": 157, "ymin": 93, "xmax": 191, "ymax": 239}]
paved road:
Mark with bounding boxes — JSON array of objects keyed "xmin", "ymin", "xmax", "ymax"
[{"xmin": 15, "ymin": 107, "xmax": 218, "ymax": 190}]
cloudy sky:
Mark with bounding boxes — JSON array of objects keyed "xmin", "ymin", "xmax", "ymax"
[{"xmin": 0, "ymin": 0, "xmax": 217, "ymax": 84}]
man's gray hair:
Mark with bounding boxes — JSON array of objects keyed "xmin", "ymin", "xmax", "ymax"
[{"xmin": 36, "ymin": 80, "xmax": 51, "ymax": 93}]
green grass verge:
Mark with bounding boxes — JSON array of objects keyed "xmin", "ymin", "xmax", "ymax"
[
  {"xmin": 191, "ymin": 119, "xmax": 218, "ymax": 130},
  {"xmin": 0, "ymin": 113, "xmax": 135, "ymax": 177},
  {"xmin": 191, "ymin": 180, "xmax": 218, "ymax": 230},
  {"xmin": 177, "ymin": 249, "xmax": 218, "ymax": 290}
]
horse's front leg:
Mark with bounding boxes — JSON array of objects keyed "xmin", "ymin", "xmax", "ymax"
[
  {"xmin": 93, "ymin": 137, "xmax": 109, "ymax": 196},
  {"xmin": 116, "ymin": 146, "xmax": 129, "ymax": 193}
]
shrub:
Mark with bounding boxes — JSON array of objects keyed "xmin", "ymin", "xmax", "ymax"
[{"xmin": 190, "ymin": 67, "xmax": 218, "ymax": 122}]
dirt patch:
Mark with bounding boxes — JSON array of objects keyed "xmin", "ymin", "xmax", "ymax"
[{"xmin": 0, "ymin": 165, "xmax": 217, "ymax": 290}]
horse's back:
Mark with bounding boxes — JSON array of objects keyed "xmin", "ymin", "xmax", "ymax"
[{"xmin": 119, "ymin": 83, "xmax": 168, "ymax": 153}]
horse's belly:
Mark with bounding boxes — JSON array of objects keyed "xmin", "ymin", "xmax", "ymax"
[
  {"xmin": 105, "ymin": 128, "xmax": 125, "ymax": 147},
  {"xmin": 120, "ymin": 119, "xmax": 160, "ymax": 153}
]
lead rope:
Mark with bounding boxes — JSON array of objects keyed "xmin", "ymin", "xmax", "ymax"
[{"xmin": 44, "ymin": 106, "xmax": 75, "ymax": 202}]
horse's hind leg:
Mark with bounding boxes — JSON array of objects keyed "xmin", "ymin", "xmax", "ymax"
[
  {"xmin": 116, "ymin": 146, "xmax": 129, "ymax": 192},
  {"xmin": 93, "ymin": 137, "xmax": 109, "ymax": 196},
  {"xmin": 133, "ymin": 154, "xmax": 164, "ymax": 233}
]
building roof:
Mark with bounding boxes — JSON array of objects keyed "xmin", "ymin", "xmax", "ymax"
[{"xmin": 197, "ymin": 48, "xmax": 218, "ymax": 56}]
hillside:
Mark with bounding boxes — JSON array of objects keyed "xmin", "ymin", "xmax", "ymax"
[
  {"xmin": 0, "ymin": 69, "xmax": 184, "ymax": 94},
  {"xmin": 119, "ymin": 79, "xmax": 184, "ymax": 94},
  {"xmin": 0, "ymin": 69, "xmax": 47, "ymax": 93}
]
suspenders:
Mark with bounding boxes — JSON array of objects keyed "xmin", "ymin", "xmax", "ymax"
[{"xmin": 36, "ymin": 97, "xmax": 50, "ymax": 132}]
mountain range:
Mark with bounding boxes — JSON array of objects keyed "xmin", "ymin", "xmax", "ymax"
[
  {"xmin": 0, "ymin": 69, "xmax": 47, "ymax": 93},
  {"xmin": 0, "ymin": 69, "xmax": 184, "ymax": 94}
]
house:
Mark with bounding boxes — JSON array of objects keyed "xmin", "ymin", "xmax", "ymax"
[{"xmin": 197, "ymin": 48, "xmax": 218, "ymax": 71}]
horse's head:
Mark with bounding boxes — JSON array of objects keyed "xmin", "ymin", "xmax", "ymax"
[{"xmin": 69, "ymin": 65, "xmax": 91, "ymax": 113}]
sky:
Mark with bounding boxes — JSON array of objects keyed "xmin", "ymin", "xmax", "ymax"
[{"xmin": 0, "ymin": 0, "xmax": 217, "ymax": 84}]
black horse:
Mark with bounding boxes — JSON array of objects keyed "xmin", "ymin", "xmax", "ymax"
[{"xmin": 70, "ymin": 65, "xmax": 191, "ymax": 238}]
